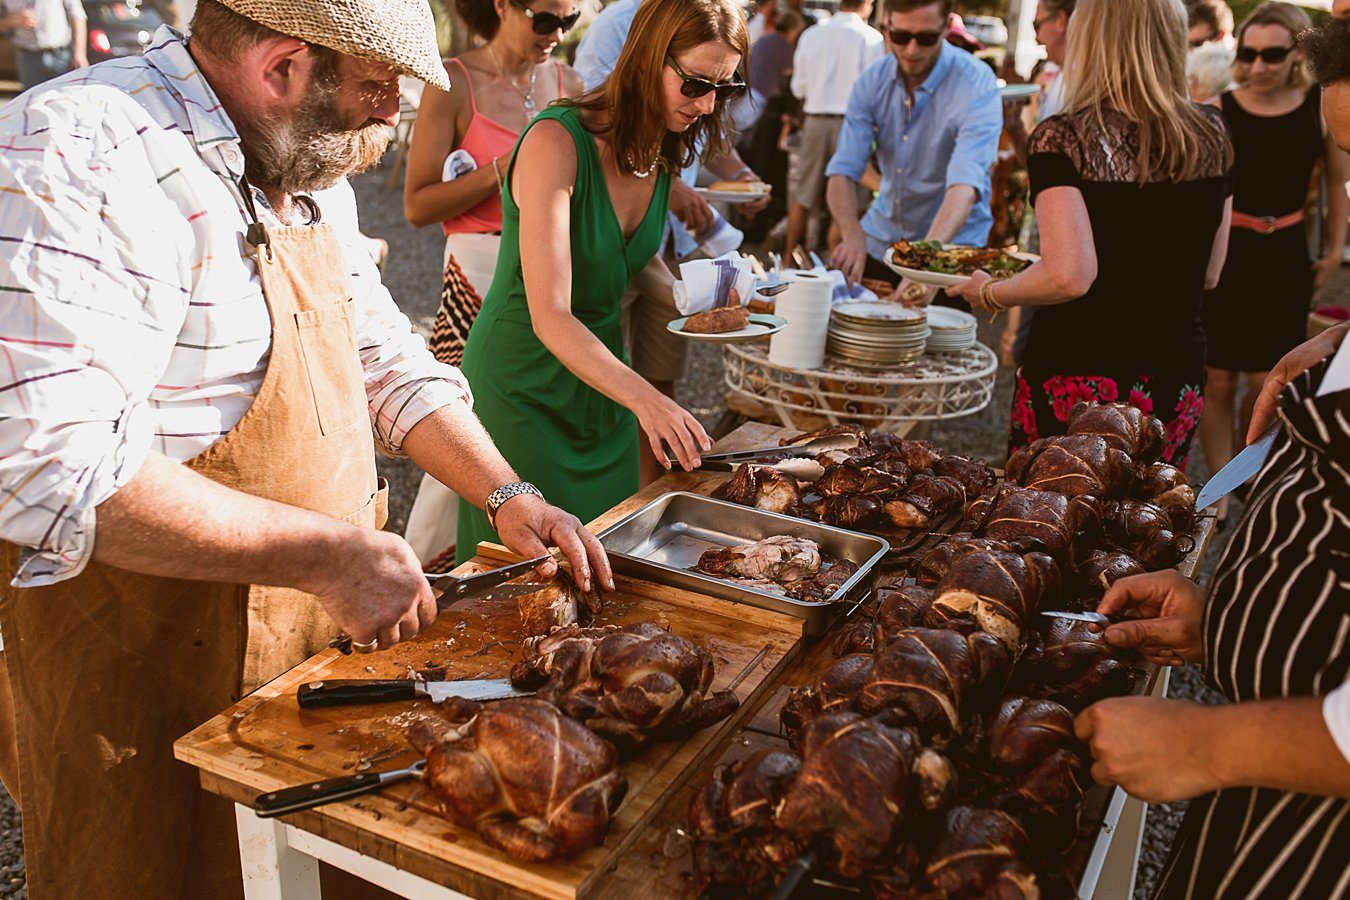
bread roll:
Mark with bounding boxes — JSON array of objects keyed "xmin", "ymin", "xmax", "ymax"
[{"xmin": 683, "ymin": 305, "xmax": 751, "ymax": 334}]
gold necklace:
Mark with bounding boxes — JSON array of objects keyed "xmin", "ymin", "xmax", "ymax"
[{"xmin": 487, "ymin": 44, "xmax": 538, "ymax": 116}]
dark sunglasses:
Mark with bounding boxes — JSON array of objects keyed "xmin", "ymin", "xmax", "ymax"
[
  {"xmin": 508, "ymin": 0, "xmax": 580, "ymax": 35},
  {"xmin": 1235, "ymin": 45, "xmax": 1293, "ymax": 65},
  {"xmin": 888, "ymin": 28, "xmax": 943, "ymax": 47},
  {"xmin": 666, "ymin": 55, "xmax": 746, "ymax": 100}
]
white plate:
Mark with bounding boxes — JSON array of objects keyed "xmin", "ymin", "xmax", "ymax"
[
  {"xmin": 926, "ymin": 307, "xmax": 978, "ymax": 331},
  {"xmin": 695, "ymin": 187, "xmax": 773, "ymax": 204},
  {"xmin": 666, "ymin": 313, "xmax": 788, "ymax": 343},
  {"xmin": 999, "ymin": 83, "xmax": 1042, "ymax": 101},
  {"xmin": 832, "ymin": 300, "xmax": 928, "ymax": 322},
  {"xmin": 884, "ymin": 247, "xmax": 1038, "ymax": 288}
]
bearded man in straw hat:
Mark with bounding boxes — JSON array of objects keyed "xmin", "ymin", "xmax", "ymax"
[{"xmin": 0, "ymin": 0, "xmax": 616, "ymax": 894}]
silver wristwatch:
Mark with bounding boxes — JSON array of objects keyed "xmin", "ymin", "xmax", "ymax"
[{"xmin": 485, "ymin": 481, "xmax": 544, "ymax": 530}]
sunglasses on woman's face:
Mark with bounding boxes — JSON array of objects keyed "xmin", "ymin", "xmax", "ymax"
[
  {"xmin": 665, "ymin": 55, "xmax": 746, "ymax": 100},
  {"xmin": 888, "ymin": 28, "xmax": 943, "ymax": 47},
  {"xmin": 1236, "ymin": 45, "xmax": 1294, "ymax": 65},
  {"xmin": 508, "ymin": 0, "xmax": 580, "ymax": 35}
]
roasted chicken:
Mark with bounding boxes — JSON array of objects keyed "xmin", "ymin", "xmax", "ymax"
[
  {"xmin": 883, "ymin": 473, "xmax": 967, "ymax": 528},
  {"xmin": 517, "ymin": 569, "xmax": 602, "ymax": 637},
  {"xmin": 964, "ymin": 485, "xmax": 1102, "ymax": 566},
  {"xmin": 780, "ymin": 652, "xmax": 876, "ymax": 743},
  {"xmin": 510, "ymin": 623, "xmax": 739, "ymax": 748},
  {"xmin": 408, "ymin": 698, "xmax": 627, "ymax": 861},
  {"xmin": 1017, "ymin": 619, "xmax": 1136, "ymax": 710},
  {"xmin": 928, "ymin": 547, "xmax": 1061, "ymax": 648},
  {"xmin": 712, "ymin": 463, "xmax": 803, "ymax": 516},
  {"xmin": 926, "ymin": 806, "xmax": 1039, "ymax": 898},
  {"xmin": 1065, "ymin": 401, "xmax": 1165, "ymax": 461},
  {"xmin": 1102, "ymin": 499, "xmax": 1191, "ymax": 570},
  {"xmin": 1006, "ymin": 434, "xmax": 1135, "ymax": 499}
]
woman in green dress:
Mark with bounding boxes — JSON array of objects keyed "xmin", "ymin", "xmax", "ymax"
[{"xmin": 457, "ymin": 0, "xmax": 750, "ymax": 562}]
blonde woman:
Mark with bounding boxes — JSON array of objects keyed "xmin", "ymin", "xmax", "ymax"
[
  {"xmin": 951, "ymin": 0, "xmax": 1233, "ymax": 465},
  {"xmin": 1198, "ymin": 0, "xmax": 1349, "ymax": 525}
]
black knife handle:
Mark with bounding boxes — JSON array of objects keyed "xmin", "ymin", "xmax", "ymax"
[
  {"xmin": 253, "ymin": 767, "xmax": 419, "ymax": 818},
  {"xmin": 296, "ymin": 679, "xmax": 421, "ymax": 709}
]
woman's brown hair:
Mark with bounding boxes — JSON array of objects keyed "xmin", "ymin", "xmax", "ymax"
[{"xmin": 565, "ymin": 0, "xmax": 748, "ymax": 175}]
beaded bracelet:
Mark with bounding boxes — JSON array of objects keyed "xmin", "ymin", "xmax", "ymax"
[{"xmin": 979, "ymin": 279, "xmax": 1006, "ymax": 318}]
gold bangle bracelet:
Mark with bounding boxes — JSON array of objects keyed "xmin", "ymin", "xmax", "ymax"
[{"xmin": 491, "ymin": 157, "xmax": 504, "ymax": 192}]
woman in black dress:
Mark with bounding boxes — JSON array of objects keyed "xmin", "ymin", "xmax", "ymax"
[
  {"xmin": 951, "ymin": 0, "xmax": 1233, "ymax": 465},
  {"xmin": 1199, "ymin": 1, "xmax": 1350, "ymax": 523}
]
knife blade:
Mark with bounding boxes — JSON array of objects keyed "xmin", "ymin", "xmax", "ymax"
[
  {"xmin": 254, "ymin": 759, "xmax": 426, "ymax": 818},
  {"xmin": 1195, "ymin": 423, "xmax": 1280, "ymax": 511},
  {"xmin": 330, "ymin": 556, "xmax": 553, "ymax": 654},
  {"xmin": 1040, "ymin": 610, "xmax": 1130, "ymax": 626},
  {"xmin": 297, "ymin": 678, "xmax": 530, "ymax": 709}
]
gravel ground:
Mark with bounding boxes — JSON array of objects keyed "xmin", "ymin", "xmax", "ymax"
[{"xmin": 0, "ymin": 154, "xmax": 1337, "ymax": 898}]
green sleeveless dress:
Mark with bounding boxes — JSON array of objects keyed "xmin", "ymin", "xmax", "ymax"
[{"xmin": 456, "ymin": 105, "xmax": 672, "ymax": 562}]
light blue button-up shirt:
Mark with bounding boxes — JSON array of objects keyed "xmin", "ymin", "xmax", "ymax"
[{"xmin": 826, "ymin": 42, "xmax": 1002, "ymax": 262}]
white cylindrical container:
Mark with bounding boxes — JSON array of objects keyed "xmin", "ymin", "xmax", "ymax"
[{"xmin": 769, "ymin": 272, "xmax": 833, "ymax": 370}]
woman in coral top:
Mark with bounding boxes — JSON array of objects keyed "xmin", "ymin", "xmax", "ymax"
[{"xmin": 403, "ymin": 0, "xmax": 583, "ymax": 566}]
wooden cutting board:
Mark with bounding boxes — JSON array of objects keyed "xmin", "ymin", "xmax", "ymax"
[{"xmin": 174, "ymin": 560, "xmax": 805, "ymax": 899}]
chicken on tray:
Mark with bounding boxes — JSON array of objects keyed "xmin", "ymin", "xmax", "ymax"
[
  {"xmin": 509, "ymin": 623, "xmax": 740, "ymax": 749},
  {"xmin": 694, "ymin": 535, "xmax": 859, "ymax": 602},
  {"xmin": 407, "ymin": 698, "xmax": 626, "ymax": 861}
]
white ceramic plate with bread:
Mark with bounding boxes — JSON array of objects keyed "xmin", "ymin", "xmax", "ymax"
[
  {"xmin": 666, "ymin": 312, "xmax": 787, "ymax": 343},
  {"xmin": 696, "ymin": 181, "xmax": 773, "ymax": 203}
]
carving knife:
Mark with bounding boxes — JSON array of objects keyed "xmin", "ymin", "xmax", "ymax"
[
  {"xmin": 297, "ymin": 677, "xmax": 530, "ymax": 709},
  {"xmin": 329, "ymin": 555, "xmax": 552, "ymax": 654},
  {"xmin": 253, "ymin": 759, "xmax": 426, "ymax": 818},
  {"xmin": 1194, "ymin": 423, "xmax": 1280, "ymax": 511},
  {"xmin": 1040, "ymin": 610, "xmax": 1131, "ymax": 627}
]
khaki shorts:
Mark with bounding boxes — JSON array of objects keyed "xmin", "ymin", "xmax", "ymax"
[
  {"xmin": 622, "ymin": 288, "xmax": 688, "ymax": 383},
  {"xmin": 792, "ymin": 114, "xmax": 846, "ymax": 212}
]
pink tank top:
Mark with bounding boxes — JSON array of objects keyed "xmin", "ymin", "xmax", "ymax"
[{"xmin": 442, "ymin": 57, "xmax": 565, "ymax": 236}]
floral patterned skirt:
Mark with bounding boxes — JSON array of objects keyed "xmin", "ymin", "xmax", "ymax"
[{"xmin": 1010, "ymin": 367, "xmax": 1206, "ymax": 466}]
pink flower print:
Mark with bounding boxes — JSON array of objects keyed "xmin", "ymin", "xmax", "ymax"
[
  {"xmin": 1127, "ymin": 385, "xmax": 1154, "ymax": 416},
  {"xmin": 1097, "ymin": 378, "xmax": 1119, "ymax": 403},
  {"xmin": 1011, "ymin": 371, "xmax": 1039, "ymax": 442}
]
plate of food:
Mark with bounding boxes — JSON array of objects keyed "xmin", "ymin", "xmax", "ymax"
[
  {"xmin": 696, "ymin": 180, "xmax": 773, "ymax": 203},
  {"xmin": 667, "ymin": 309, "xmax": 787, "ymax": 342},
  {"xmin": 998, "ymin": 81, "xmax": 1042, "ymax": 102},
  {"xmin": 885, "ymin": 239, "xmax": 1036, "ymax": 287}
]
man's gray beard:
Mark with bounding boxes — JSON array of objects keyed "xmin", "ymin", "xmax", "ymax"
[{"xmin": 241, "ymin": 84, "xmax": 391, "ymax": 194}]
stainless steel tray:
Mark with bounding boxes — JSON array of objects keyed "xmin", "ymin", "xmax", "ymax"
[{"xmin": 597, "ymin": 492, "xmax": 890, "ymax": 634}]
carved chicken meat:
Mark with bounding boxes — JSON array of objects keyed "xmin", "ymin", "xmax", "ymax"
[
  {"xmin": 712, "ymin": 463, "xmax": 803, "ymax": 515},
  {"xmin": 1065, "ymin": 401, "xmax": 1165, "ymax": 461},
  {"xmin": 510, "ymin": 623, "xmax": 739, "ymax": 748},
  {"xmin": 866, "ymin": 433, "xmax": 945, "ymax": 471},
  {"xmin": 1006, "ymin": 434, "xmax": 1135, "ymax": 499},
  {"xmin": 857, "ymin": 627, "xmax": 1010, "ymax": 745},
  {"xmin": 929, "ymin": 547, "xmax": 1062, "ymax": 649},
  {"xmin": 774, "ymin": 711, "xmax": 954, "ymax": 877},
  {"xmin": 926, "ymin": 806, "xmax": 1039, "ymax": 898},
  {"xmin": 407, "ymin": 698, "xmax": 627, "ymax": 861},
  {"xmin": 1017, "ymin": 619, "xmax": 1136, "ymax": 710},
  {"xmin": 964, "ymin": 485, "xmax": 1102, "ymax": 566},
  {"xmin": 883, "ymin": 473, "xmax": 967, "ymax": 528},
  {"xmin": 689, "ymin": 749, "xmax": 805, "ymax": 894},
  {"xmin": 697, "ymin": 535, "xmax": 822, "ymax": 582},
  {"xmin": 517, "ymin": 569, "xmax": 602, "ymax": 637}
]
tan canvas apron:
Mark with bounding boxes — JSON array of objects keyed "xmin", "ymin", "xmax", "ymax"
[{"xmin": 0, "ymin": 203, "xmax": 387, "ymax": 898}]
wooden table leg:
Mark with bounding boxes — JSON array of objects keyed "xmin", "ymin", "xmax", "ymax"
[{"xmin": 235, "ymin": 804, "xmax": 322, "ymax": 900}]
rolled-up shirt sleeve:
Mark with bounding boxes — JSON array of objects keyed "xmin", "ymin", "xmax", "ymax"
[
  {"xmin": 327, "ymin": 183, "xmax": 472, "ymax": 458},
  {"xmin": 824, "ymin": 69, "xmax": 878, "ymax": 183},
  {"xmin": 64, "ymin": 0, "xmax": 87, "ymax": 21},
  {"xmin": 943, "ymin": 75, "xmax": 1001, "ymax": 201},
  {"xmin": 0, "ymin": 125, "xmax": 177, "ymax": 586}
]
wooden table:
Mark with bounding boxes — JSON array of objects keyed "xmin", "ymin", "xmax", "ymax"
[{"xmin": 175, "ymin": 423, "xmax": 1214, "ymax": 900}]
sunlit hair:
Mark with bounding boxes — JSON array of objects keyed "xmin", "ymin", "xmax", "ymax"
[
  {"xmin": 1061, "ymin": 0, "xmax": 1233, "ymax": 183},
  {"xmin": 1188, "ymin": 40, "xmax": 1235, "ymax": 103},
  {"xmin": 564, "ymin": 0, "xmax": 747, "ymax": 175},
  {"xmin": 1234, "ymin": 1, "xmax": 1311, "ymax": 89}
]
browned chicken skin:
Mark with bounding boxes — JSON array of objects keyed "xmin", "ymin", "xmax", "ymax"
[
  {"xmin": 929, "ymin": 547, "xmax": 1061, "ymax": 649},
  {"xmin": 1007, "ymin": 434, "xmax": 1135, "ymax": 499},
  {"xmin": 408, "ymin": 698, "xmax": 627, "ymax": 861},
  {"xmin": 883, "ymin": 473, "xmax": 967, "ymax": 528},
  {"xmin": 1065, "ymin": 400, "xmax": 1165, "ymax": 461},
  {"xmin": 510, "ymin": 623, "xmax": 740, "ymax": 748},
  {"xmin": 516, "ymin": 569, "xmax": 602, "ymax": 637},
  {"xmin": 1017, "ymin": 619, "xmax": 1136, "ymax": 710},
  {"xmin": 712, "ymin": 463, "xmax": 804, "ymax": 515},
  {"xmin": 926, "ymin": 806, "xmax": 1039, "ymax": 898}
]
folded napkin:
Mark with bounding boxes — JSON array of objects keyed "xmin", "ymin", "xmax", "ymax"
[{"xmin": 674, "ymin": 253, "xmax": 755, "ymax": 315}]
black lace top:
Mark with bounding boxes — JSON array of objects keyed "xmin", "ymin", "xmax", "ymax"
[{"xmin": 1022, "ymin": 106, "xmax": 1232, "ymax": 373}]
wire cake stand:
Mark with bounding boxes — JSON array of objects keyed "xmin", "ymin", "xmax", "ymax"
[{"xmin": 722, "ymin": 341, "xmax": 998, "ymax": 434}]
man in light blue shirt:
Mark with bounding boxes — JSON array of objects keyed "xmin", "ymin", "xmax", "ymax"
[{"xmin": 827, "ymin": 0, "xmax": 1001, "ymax": 305}]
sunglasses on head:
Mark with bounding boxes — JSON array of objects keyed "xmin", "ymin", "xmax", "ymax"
[
  {"xmin": 888, "ymin": 28, "xmax": 943, "ymax": 47},
  {"xmin": 508, "ymin": 0, "xmax": 580, "ymax": 35},
  {"xmin": 665, "ymin": 55, "xmax": 746, "ymax": 100},
  {"xmin": 1235, "ymin": 45, "xmax": 1293, "ymax": 65}
]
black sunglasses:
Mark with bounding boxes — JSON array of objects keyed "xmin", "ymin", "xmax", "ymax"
[
  {"xmin": 665, "ymin": 55, "xmax": 746, "ymax": 100},
  {"xmin": 1235, "ymin": 45, "xmax": 1293, "ymax": 65},
  {"xmin": 888, "ymin": 28, "xmax": 943, "ymax": 47},
  {"xmin": 508, "ymin": 0, "xmax": 580, "ymax": 35}
]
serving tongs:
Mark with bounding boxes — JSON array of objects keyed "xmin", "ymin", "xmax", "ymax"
[
  {"xmin": 328, "ymin": 555, "xmax": 551, "ymax": 654},
  {"xmin": 698, "ymin": 432, "xmax": 863, "ymax": 471}
]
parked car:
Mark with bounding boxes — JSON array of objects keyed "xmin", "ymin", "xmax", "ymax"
[
  {"xmin": 964, "ymin": 14, "xmax": 1008, "ymax": 48},
  {"xmin": 86, "ymin": 0, "xmax": 164, "ymax": 64}
]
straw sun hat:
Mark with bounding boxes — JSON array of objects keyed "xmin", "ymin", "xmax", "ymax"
[{"xmin": 217, "ymin": 0, "xmax": 451, "ymax": 90}]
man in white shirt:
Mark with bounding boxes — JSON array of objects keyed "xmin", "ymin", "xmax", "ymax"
[
  {"xmin": 786, "ymin": 0, "xmax": 884, "ymax": 258},
  {"xmin": 0, "ymin": 0, "xmax": 87, "ymax": 88}
]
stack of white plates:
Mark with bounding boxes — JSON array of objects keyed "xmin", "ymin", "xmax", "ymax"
[
  {"xmin": 925, "ymin": 307, "xmax": 978, "ymax": 353},
  {"xmin": 826, "ymin": 301, "xmax": 930, "ymax": 367}
]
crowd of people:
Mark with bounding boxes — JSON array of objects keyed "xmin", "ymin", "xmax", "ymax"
[{"xmin": 0, "ymin": 0, "xmax": 1345, "ymax": 896}]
